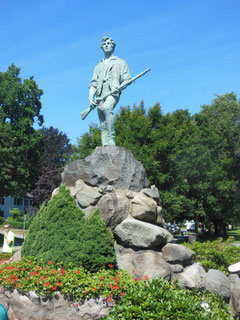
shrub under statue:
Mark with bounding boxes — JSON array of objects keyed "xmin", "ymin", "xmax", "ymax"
[{"xmin": 21, "ymin": 185, "xmax": 116, "ymax": 271}]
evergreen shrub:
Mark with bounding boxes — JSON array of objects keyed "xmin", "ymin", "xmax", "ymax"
[{"xmin": 22, "ymin": 185, "xmax": 116, "ymax": 271}]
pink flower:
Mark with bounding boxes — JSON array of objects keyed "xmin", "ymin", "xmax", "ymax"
[{"xmin": 144, "ymin": 275, "xmax": 149, "ymax": 281}]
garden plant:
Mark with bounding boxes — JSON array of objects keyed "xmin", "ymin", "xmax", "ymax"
[
  {"xmin": 21, "ymin": 185, "xmax": 116, "ymax": 271},
  {"xmin": 184, "ymin": 237, "xmax": 240, "ymax": 274}
]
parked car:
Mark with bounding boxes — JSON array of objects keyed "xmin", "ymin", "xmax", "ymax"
[
  {"xmin": 167, "ymin": 224, "xmax": 180, "ymax": 234},
  {"xmin": 186, "ymin": 222, "xmax": 195, "ymax": 232}
]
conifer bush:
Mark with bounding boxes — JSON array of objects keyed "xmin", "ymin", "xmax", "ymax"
[{"xmin": 22, "ymin": 185, "xmax": 116, "ymax": 271}]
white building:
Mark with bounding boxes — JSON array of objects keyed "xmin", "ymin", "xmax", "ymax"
[{"xmin": 0, "ymin": 193, "xmax": 33, "ymax": 219}]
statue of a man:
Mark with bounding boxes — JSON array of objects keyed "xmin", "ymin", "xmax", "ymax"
[{"xmin": 89, "ymin": 36, "xmax": 131, "ymax": 146}]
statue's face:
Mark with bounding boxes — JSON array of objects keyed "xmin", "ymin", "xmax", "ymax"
[{"xmin": 102, "ymin": 39, "xmax": 114, "ymax": 54}]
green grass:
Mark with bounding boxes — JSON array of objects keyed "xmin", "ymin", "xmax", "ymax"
[{"xmin": 227, "ymin": 227, "xmax": 240, "ymax": 243}]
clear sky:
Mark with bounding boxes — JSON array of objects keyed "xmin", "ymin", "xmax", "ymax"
[{"xmin": 1, "ymin": 0, "xmax": 239, "ymax": 144}]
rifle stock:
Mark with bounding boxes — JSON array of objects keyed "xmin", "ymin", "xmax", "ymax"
[
  {"xmin": 80, "ymin": 67, "xmax": 151, "ymax": 120},
  {"xmin": 80, "ymin": 106, "xmax": 93, "ymax": 120}
]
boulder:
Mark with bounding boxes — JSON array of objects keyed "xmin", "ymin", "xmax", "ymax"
[
  {"xmin": 117, "ymin": 249, "xmax": 172, "ymax": 281},
  {"xmin": 156, "ymin": 206, "xmax": 164, "ymax": 226},
  {"xmin": 204, "ymin": 269, "xmax": 230, "ymax": 301},
  {"xmin": 97, "ymin": 190, "xmax": 130, "ymax": 230},
  {"xmin": 173, "ymin": 263, "xmax": 206, "ymax": 290},
  {"xmin": 169, "ymin": 264, "xmax": 184, "ymax": 273},
  {"xmin": 62, "ymin": 146, "xmax": 150, "ymax": 192},
  {"xmin": 114, "ymin": 218, "xmax": 173, "ymax": 249},
  {"xmin": 11, "ymin": 250, "xmax": 21, "ymax": 262},
  {"xmin": 161, "ymin": 243, "xmax": 194, "ymax": 267},
  {"xmin": 229, "ymin": 274, "xmax": 240, "ymax": 317},
  {"xmin": 130, "ymin": 194, "xmax": 157, "ymax": 224},
  {"xmin": 140, "ymin": 185, "xmax": 160, "ymax": 203},
  {"xmin": 0, "ymin": 289, "xmax": 111, "ymax": 320},
  {"xmin": 132, "ymin": 250, "xmax": 172, "ymax": 281},
  {"xmin": 72, "ymin": 180, "xmax": 101, "ymax": 209}
]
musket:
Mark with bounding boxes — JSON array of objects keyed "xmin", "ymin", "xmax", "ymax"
[{"xmin": 80, "ymin": 67, "xmax": 151, "ymax": 120}]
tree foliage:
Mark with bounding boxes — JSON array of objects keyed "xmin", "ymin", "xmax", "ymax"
[
  {"xmin": 0, "ymin": 64, "xmax": 44, "ymax": 196},
  {"xmin": 31, "ymin": 127, "xmax": 72, "ymax": 207}
]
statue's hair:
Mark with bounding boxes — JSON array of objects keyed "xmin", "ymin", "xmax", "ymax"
[{"xmin": 101, "ymin": 36, "xmax": 116, "ymax": 50}]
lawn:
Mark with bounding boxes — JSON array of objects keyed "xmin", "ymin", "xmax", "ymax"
[{"xmin": 227, "ymin": 227, "xmax": 240, "ymax": 243}]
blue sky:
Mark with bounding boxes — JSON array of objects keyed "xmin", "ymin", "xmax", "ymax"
[{"xmin": 1, "ymin": 0, "xmax": 239, "ymax": 144}]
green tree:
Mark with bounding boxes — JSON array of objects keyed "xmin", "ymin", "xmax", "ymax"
[
  {"xmin": 0, "ymin": 64, "xmax": 44, "ymax": 196},
  {"xmin": 70, "ymin": 124, "xmax": 101, "ymax": 160},
  {"xmin": 31, "ymin": 127, "xmax": 73, "ymax": 207},
  {"xmin": 174, "ymin": 93, "xmax": 240, "ymax": 234}
]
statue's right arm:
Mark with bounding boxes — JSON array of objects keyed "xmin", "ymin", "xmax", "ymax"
[{"xmin": 89, "ymin": 86, "xmax": 97, "ymax": 107}]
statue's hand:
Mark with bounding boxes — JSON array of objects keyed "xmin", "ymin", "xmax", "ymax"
[
  {"xmin": 90, "ymin": 99, "xmax": 97, "ymax": 108},
  {"xmin": 112, "ymin": 86, "xmax": 120, "ymax": 95}
]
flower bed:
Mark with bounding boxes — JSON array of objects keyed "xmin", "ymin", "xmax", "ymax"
[
  {"xmin": 0, "ymin": 257, "xmax": 131, "ymax": 302},
  {"xmin": 0, "ymin": 257, "xmax": 232, "ymax": 320}
]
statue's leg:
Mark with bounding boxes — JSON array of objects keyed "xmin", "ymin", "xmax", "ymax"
[
  {"xmin": 102, "ymin": 95, "xmax": 119, "ymax": 146},
  {"xmin": 97, "ymin": 107, "xmax": 109, "ymax": 146}
]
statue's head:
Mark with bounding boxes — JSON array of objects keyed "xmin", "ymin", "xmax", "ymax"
[{"xmin": 101, "ymin": 36, "xmax": 116, "ymax": 53}]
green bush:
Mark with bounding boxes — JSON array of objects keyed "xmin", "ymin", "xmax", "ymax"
[
  {"xmin": 184, "ymin": 237, "xmax": 240, "ymax": 274},
  {"xmin": 21, "ymin": 185, "xmax": 116, "ymax": 271},
  {"xmin": 6, "ymin": 218, "xmax": 30, "ymax": 229},
  {"xmin": 104, "ymin": 278, "xmax": 231, "ymax": 320}
]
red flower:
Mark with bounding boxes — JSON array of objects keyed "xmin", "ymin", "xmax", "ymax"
[
  {"xmin": 75, "ymin": 270, "xmax": 80, "ymax": 274},
  {"xmin": 113, "ymin": 277, "xmax": 119, "ymax": 283},
  {"xmin": 52, "ymin": 286, "xmax": 57, "ymax": 291},
  {"xmin": 108, "ymin": 264, "xmax": 114, "ymax": 268},
  {"xmin": 57, "ymin": 282, "xmax": 62, "ymax": 286},
  {"xmin": 144, "ymin": 275, "xmax": 149, "ymax": 281},
  {"xmin": 132, "ymin": 270, "xmax": 135, "ymax": 273},
  {"xmin": 36, "ymin": 281, "xmax": 39, "ymax": 284},
  {"xmin": 100, "ymin": 276, "xmax": 105, "ymax": 280},
  {"xmin": 44, "ymin": 282, "xmax": 50, "ymax": 287},
  {"xmin": 134, "ymin": 277, "xmax": 138, "ymax": 282},
  {"xmin": 91, "ymin": 288, "xmax": 96, "ymax": 291},
  {"xmin": 120, "ymin": 291, "xmax": 125, "ymax": 296},
  {"xmin": 48, "ymin": 261, "xmax": 54, "ymax": 265},
  {"xmin": 111, "ymin": 285, "xmax": 120, "ymax": 290},
  {"xmin": 107, "ymin": 294, "xmax": 113, "ymax": 302}
]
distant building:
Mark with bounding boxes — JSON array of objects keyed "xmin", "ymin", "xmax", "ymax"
[{"xmin": 0, "ymin": 193, "xmax": 33, "ymax": 219}]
